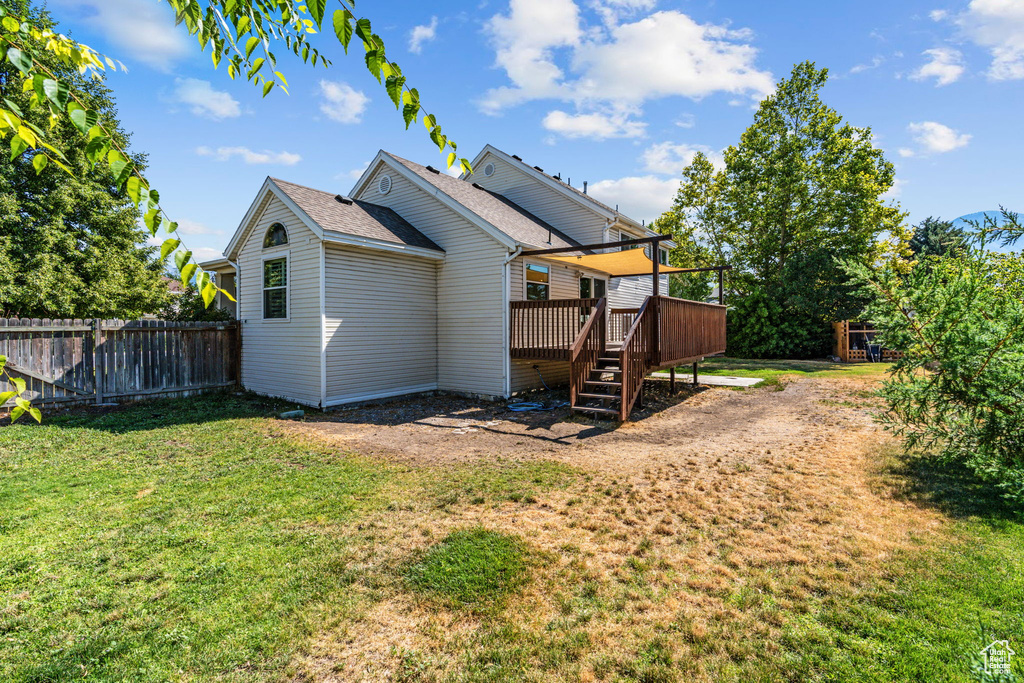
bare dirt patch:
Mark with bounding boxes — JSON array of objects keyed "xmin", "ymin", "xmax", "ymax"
[{"xmin": 288, "ymin": 376, "xmax": 946, "ymax": 682}]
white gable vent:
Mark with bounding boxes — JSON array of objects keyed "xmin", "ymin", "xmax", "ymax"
[
  {"xmin": 483, "ymin": 162, "xmax": 495, "ymax": 177},
  {"xmin": 377, "ymin": 174, "xmax": 392, "ymax": 195}
]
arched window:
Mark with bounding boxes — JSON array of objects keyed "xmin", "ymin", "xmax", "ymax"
[{"xmin": 263, "ymin": 222, "xmax": 288, "ymax": 248}]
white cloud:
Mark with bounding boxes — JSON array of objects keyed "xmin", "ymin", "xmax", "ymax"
[
  {"xmin": 641, "ymin": 142, "xmax": 724, "ymax": 175},
  {"xmin": 898, "ymin": 147, "xmax": 915, "ymax": 158},
  {"xmin": 176, "ymin": 219, "xmax": 224, "ymax": 236},
  {"xmin": 172, "ymin": 78, "xmax": 241, "ymax": 120},
  {"xmin": 882, "ymin": 177, "xmax": 907, "ymax": 200},
  {"xmin": 930, "ymin": 9, "xmax": 949, "ymax": 21},
  {"xmin": 588, "ymin": 175, "xmax": 679, "ymax": 224},
  {"xmin": 674, "ymin": 113, "xmax": 696, "ymax": 129},
  {"xmin": 409, "ymin": 16, "xmax": 439, "ymax": 54},
  {"xmin": 192, "ymin": 247, "xmax": 225, "ymax": 262},
  {"xmin": 907, "ymin": 121, "xmax": 971, "ymax": 153},
  {"xmin": 850, "ymin": 56, "xmax": 885, "ymax": 74},
  {"xmin": 195, "ymin": 146, "xmax": 301, "ymax": 165},
  {"xmin": 910, "ymin": 47, "xmax": 965, "ymax": 86},
  {"xmin": 950, "ymin": 0, "xmax": 1024, "ymax": 80},
  {"xmin": 481, "ymin": 2, "xmax": 773, "ymax": 123},
  {"xmin": 52, "ymin": 0, "xmax": 189, "ymax": 71},
  {"xmin": 542, "ymin": 108, "xmax": 646, "ymax": 139},
  {"xmin": 318, "ymin": 80, "xmax": 370, "ymax": 124}
]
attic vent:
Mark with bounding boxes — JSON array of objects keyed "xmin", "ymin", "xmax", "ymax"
[
  {"xmin": 483, "ymin": 162, "xmax": 495, "ymax": 177},
  {"xmin": 335, "ymin": 194, "xmax": 353, "ymax": 205},
  {"xmin": 377, "ymin": 174, "xmax": 392, "ymax": 195},
  {"xmin": 425, "ymin": 165, "xmax": 440, "ymax": 174}
]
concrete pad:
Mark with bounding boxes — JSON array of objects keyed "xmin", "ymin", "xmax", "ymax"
[{"xmin": 650, "ymin": 372, "xmax": 763, "ymax": 388}]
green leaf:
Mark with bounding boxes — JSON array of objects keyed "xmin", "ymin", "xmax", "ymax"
[
  {"xmin": 9, "ymin": 134, "xmax": 27, "ymax": 160},
  {"xmin": 262, "ymin": 80, "xmax": 275, "ymax": 97},
  {"xmin": 0, "ymin": 390, "xmax": 16, "ymax": 404},
  {"xmin": 2, "ymin": 16, "xmax": 20, "ymax": 32},
  {"xmin": 248, "ymin": 57, "xmax": 265, "ymax": 79},
  {"xmin": 174, "ymin": 249, "xmax": 192, "ymax": 273},
  {"xmin": 180, "ymin": 262, "xmax": 197, "ymax": 285},
  {"xmin": 32, "ymin": 153, "xmax": 47, "ymax": 173},
  {"xmin": 28, "ymin": 406, "xmax": 41, "ymax": 423},
  {"xmin": 201, "ymin": 281, "xmax": 218, "ymax": 307},
  {"xmin": 127, "ymin": 176, "xmax": 142, "ymax": 205},
  {"xmin": 165, "ymin": 221, "xmax": 179, "ymax": 234},
  {"xmin": 42, "ymin": 79, "xmax": 69, "ymax": 109},
  {"xmin": 107, "ymin": 149, "xmax": 129, "ymax": 184},
  {"xmin": 355, "ymin": 18, "xmax": 372, "ymax": 45},
  {"xmin": 332, "ymin": 10, "xmax": 354, "ymax": 52},
  {"xmin": 385, "ymin": 74, "xmax": 405, "ymax": 109},
  {"xmin": 160, "ymin": 238, "xmax": 180, "ymax": 262},
  {"xmin": 447, "ymin": 152, "xmax": 456, "ymax": 169},
  {"xmin": 69, "ymin": 107, "xmax": 98, "ymax": 136},
  {"xmin": 307, "ymin": 0, "xmax": 326, "ymax": 29},
  {"xmin": 364, "ymin": 49, "xmax": 380, "ymax": 82},
  {"xmin": 144, "ymin": 208, "xmax": 161, "ymax": 235},
  {"xmin": 84, "ymin": 136, "xmax": 108, "ymax": 165},
  {"xmin": 244, "ymin": 35, "xmax": 260, "ymax": 59},
  {"xmin": 5, "ymin": 47, "xmax": 31, "ymax": 75},
  {"xmin": 10, "ymin": 406, "xmax": 24, "ymax": 423},
  {"xmin": 11, "ymin": 377, "xmax": 25, "ymax": 393}
]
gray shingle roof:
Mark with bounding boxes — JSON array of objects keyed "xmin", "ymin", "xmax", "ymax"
[
  {"xmin": 385, "ymin": 153, "xmax": 584, "ymax": 251},
  {"xmin": 271, "ymin": 178, "xmax": 442, "ymax": 252}
]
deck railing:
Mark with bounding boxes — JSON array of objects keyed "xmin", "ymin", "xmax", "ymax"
[
  {"xmin": 656, "ymin": 297, "xmax": 727, "ymax": 366},
  {"xmin": 569, "ymin": 298, "xmax": 606, "ymax": 405},
  {"xmin": 608, "ymin": 307, "xmax": 638, "ymax": 345},
  {"xmin": 510, "ymin": 298, "xmax": 599, "ymax": 361},
  {"xmin": 618, "ymin": 298, "xmax": 656, "ymax": 421}
]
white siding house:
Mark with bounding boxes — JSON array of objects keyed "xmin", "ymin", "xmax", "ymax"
[{"xmin": 204, "ymin": 145, "xmax": 684, "ymax": 408}]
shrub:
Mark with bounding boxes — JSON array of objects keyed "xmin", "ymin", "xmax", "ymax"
[{"xmin": 846, "ymin": 214, "xmax": 1024, "ymax": 504}]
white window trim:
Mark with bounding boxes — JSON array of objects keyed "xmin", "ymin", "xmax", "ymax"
[
  {"xmin": 658, "ymin": 248, "xmax": 669, "ymax": 266},
  {"xmin": 264, "ymin": 222, "xmax": 289, "ymax": 249},
  {"xmin": 523, "ymin": 260, "xmax": 551, "ymax": 301},
  {"xmin": 261, "ymin": 249, "xmax": 290, "ymax": 322}
]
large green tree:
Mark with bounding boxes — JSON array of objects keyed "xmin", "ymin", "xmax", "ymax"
[
  {"xmin": 909, "ymin": 215, "xmax": 967, "ymax": 259},
  {"xmin": 661, "ymin": 62, "xmax": 910, "ymax": 358},
  {"xmin": 0, "ymin": 1, "xmax": 168, "ymax": 319}
]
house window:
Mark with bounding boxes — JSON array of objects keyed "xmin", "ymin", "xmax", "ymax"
[
  {"xmin": 264, "ymin": 222, "xmax": 288, "ymax": 248},
  {"xmin": 579, "ymin": 276, "xmax": 607, "ymax": 299},
  {"xmin": 659, "ymin": 248, "xmax": 669, "ymax": 266},
  {"xmin": 263, "ymin": 257, "xmax": 287, "ymax": 319},
  {"xmin": 616, "ymin": 229, "xmax": 640, "ymax": 251},
  {"xmin": 525, "ymin": 263, "xmax": 550, "ymax": 300}
]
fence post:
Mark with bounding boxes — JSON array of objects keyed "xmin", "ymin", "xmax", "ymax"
[{"xmin": 93, "ymin": 318, "xmax": 103, "ymax": 404}]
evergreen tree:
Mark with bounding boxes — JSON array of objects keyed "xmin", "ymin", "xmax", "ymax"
[
  {"xmin": 909, "ymin": 216, "xmax": 967, "ymax": 258},
  {"xmin": 0, "ymin": 0, "xmax": 169, "ymax": 319}
]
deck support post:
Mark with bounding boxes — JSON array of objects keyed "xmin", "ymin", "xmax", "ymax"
[
  {"xmin": 692, "ymin": 361, "xmax": 698, "ymax": 386},
  {"xmin": 669, "ymin": 367, "xmax": 676, "ymax": 394}
]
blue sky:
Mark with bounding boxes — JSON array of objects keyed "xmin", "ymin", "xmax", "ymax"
[{"xmin": 45, "ymin": 0, "xmax": 1024, "ymax": 261}]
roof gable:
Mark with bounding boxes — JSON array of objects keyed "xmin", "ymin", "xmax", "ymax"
[{"xmin": 381, "ymin": 153, "xmax": 582, "ymax": 251}]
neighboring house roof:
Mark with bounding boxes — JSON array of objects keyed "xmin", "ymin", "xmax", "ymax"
[
  {"xmin": 270, "ymin": 178, "xmax": 442, "ymax": 253},
  {"xmin": 161, "ymin": 276, "xmax": 185, "ymax": 293},
  {"xmin": 385, "ymin": 153, "xmax": 583, "ymax": 252}
]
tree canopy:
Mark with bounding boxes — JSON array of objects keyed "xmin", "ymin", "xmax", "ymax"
[
  {"xmin": 659, "ymin": 61, "xmax": 910, "ymax": 358},
  {"xmin": 908, "ymin": 216, "xmax": 967, "ymax": 259},
  {"xmin": 0, "ymin": 0, "xmax": 169, "ymax": 319}
]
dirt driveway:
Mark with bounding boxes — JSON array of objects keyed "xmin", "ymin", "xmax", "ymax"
[{"xmin": 291, "ymin": 376, "xmax": 876, "ymax": 474}]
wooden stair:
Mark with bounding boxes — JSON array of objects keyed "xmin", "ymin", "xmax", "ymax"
[{"xmin": 571, "ymin": 355, "xmax": 624, "ymax": 418}]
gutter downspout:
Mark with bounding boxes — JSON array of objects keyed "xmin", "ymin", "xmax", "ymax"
[{"xmin": 502, "ymin": 246, "xmax": 522, "ymax": 398}]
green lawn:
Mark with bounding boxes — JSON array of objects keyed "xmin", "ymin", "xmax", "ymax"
[
  {"xmin": 1, "ymin": 391, "xmax": 1021, "ymax": 681},
  {"xmin": 689, "ymin": 356, "xmax": 894, "ymax": 388}
]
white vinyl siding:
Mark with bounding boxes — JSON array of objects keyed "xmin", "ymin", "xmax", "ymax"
[
  {"xmin": 508, "ymin": 256, "xmax": 604, "ymax": 393},
  {"xmin": 354, "ymin": 162, "xmax": 508, "ymax": 397},
  {"xmin": 323, "ymin": 244, "xmax": 438, "ymax": 404},
  {"xmin": 465, "ymin": 152, "xmax": 608, "ymax": 246},
  {"xmin": 236, "ymin": 195, "xmax": 322, "ymax": 405}
]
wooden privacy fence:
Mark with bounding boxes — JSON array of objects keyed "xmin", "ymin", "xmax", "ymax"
[{"xmin": 0, "ymin": 319, "xmax": 240, "ymax": 408}]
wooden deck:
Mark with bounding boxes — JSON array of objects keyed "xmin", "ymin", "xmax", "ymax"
[{"xmin": 510, "ymin": 296, "xmax": 727, "ymax": 420}]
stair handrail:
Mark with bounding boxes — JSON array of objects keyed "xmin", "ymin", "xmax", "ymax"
[
  {"xmin": 618, "ymin": 296, "xmax": 655, "ymax": 421},
  {"xmin": 569, "ymin": 297, "xmax": 607, "ymax": 406}
]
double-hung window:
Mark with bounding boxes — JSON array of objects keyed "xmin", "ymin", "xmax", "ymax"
[
  {"xmin": 525, "ymin": 263, "xmax": 550, "ymax": 300},
  {"xmin": 263, "ymin": 257, "xmax": 288, "ymax": 319}
]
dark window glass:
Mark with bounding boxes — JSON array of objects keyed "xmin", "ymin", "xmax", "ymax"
[
  {"xmin": 659, "ymin": 249, "xmax": 668, "ymax": 266},
  {"xmin": 525, "ymin": 264, "xmax": 549, "ymax": 301},
  {"xmin": 263, "ymin": 258, "xmax": 287, "ymax": 318},
  {"xmin": 594, "ymin": 278, "xmax": 607, "ymax": 298},
  {"xmin": 579, "ymin": 277, "xmax": 592, "ymax": 299},
  {"xmin": 264, "ymin": 222, "xmax": 288, "ymax": 248}
]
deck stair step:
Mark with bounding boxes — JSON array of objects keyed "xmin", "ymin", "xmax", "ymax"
[
  {"xmin": 576, "ymin": 392, "xmax": 621, "ymax": 402},
  {"xmin": 572, "ymin": 405, "xmax": 620, "ymax": 417},
  {"xmin": 584, "ymin": 380, "xmax": 622, "ymax": 388}
]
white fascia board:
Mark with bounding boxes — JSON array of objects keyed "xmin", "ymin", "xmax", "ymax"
[
  {"xmin": 321, "ymin": 232, "xmax": 446, "ymax": 260},
  {"xmin": 224, "ymin": 177, "xmax": 326, "ymax": 259},
  {"xmin": 377, "ymin": 152, "xmax": 518, "ymax": 250}
]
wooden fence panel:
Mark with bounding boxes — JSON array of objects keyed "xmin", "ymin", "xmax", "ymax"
[{"xmin": 0, "ymin": 318, "xmax": 240, "ymax": 408}]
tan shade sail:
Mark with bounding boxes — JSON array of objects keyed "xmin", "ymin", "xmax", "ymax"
[{"xmin": 544, "ymin": 248, "xmax": 688, "ymax": 278}]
